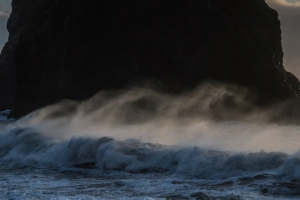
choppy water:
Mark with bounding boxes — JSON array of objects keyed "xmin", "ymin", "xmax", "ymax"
[
  {"xmin": 1, "ymin": 166, "xmax": 299, "ymax": 200},
  {"xmin": 1, "ymin": 121, "xmax": 300, "ymax": 199},
  {"xmin": 2, "ymin": 86, "xmax": 300, "ymax": 199}
]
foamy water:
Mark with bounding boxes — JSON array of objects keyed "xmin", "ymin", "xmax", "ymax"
[{"xmin": 1, "ymin": 85, "xmax": 300, "ymax": 199}]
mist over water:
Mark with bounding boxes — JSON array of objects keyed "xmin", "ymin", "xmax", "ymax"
[
  {"xmin": 7, "ymin": 83, "xmax": 300, "ymax": 153},
  {"xmin": 2, "ymin": 83, "xmax": 300, "ymax": 199}
]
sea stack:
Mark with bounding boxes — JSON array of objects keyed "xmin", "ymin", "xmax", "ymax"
[{"xmin": 0, "ymin": 0, "xmax": 299, "ymax": 118}]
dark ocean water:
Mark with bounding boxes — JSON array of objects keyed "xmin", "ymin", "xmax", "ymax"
[{"xmin": 1, "ymin": 87, "xmax": 300, "ymax": 199}]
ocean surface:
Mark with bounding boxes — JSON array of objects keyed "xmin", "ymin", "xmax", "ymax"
[{"xmin": 1, "ymin": 87, "xmax": 300, "ymax": 200}]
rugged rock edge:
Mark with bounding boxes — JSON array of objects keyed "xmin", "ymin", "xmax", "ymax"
[{"xmin": 0, "ymin": 0, "xmax": 299, "ymax": 118}]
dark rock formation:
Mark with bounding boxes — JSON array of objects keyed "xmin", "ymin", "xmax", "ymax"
[{"xmin": 0, "ymin": 0, "xmax": 299, "ymax": 118}]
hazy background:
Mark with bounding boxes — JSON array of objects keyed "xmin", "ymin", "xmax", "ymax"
[
  {"xmin": 0, "ymin": 0, "xmax": 11, "ymax": 53},
  {"xmin": 0, "ymin": 0, "xmax": 299, "ymax": 77},
  {"xmin": 266, "ymin": 0, "xmax": 300, "ymax": 78}
]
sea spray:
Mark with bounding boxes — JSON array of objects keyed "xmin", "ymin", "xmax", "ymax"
[{"xmin": 2, "ymin": 84, "xmax": 300, "ymax": 198}]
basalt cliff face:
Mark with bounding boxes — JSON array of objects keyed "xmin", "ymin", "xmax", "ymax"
[{"xmin": 0, "ymin": 0, "xmax": 299, "ymax": 118}]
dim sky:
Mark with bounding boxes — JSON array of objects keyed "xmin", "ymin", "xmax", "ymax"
[
  {"xmin": 0, "ymin": 0, "xmax": 299, "ymax": 78},
  {"xmin": 0, "ymin": 0, "xmax": 11, "ymax": 53}
]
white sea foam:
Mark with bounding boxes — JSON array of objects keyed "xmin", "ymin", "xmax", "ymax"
[{"xmin": 1, "ymin": 84, "xmax": 300, "ymax": 198}]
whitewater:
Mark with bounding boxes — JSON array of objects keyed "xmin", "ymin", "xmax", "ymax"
[{"xmin": 1, "ymin": 84, "xmax": 300, "ymax": 199}]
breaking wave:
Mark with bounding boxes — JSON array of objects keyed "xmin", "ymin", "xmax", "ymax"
[
  {"xmin": 0, "ymin": 127, "xmax": 289, "ymax": 179},
  {"xmin": 2, "ymin": 83, "xmax": 300, "ymax": 183}
]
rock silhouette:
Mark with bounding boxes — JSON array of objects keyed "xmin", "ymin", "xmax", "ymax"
[{"xmin": 0, "ymin": 0, "xmax": 299, "ymax": 118}]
